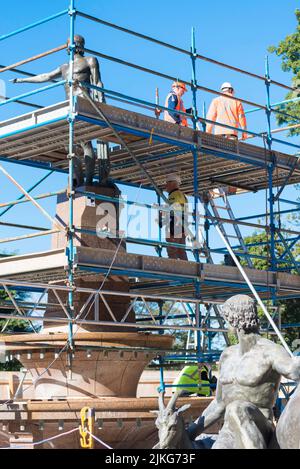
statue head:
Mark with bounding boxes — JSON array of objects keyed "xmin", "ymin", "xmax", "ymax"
[
  {"xmin": 67, "ymin": 34, "xmax": 85, "ymax": 56},
  {"xmin": 222, "ymin": 295, "xmax": 260, "ymax": 334}
]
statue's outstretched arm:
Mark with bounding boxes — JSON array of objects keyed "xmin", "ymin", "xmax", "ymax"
[
  {"xmin": 11, "ymin": 66, "xmax": 62, "ymax": 84},
  {"xmin": 272, "ymin": 346, "xmax": 300, "ymax": 381}
]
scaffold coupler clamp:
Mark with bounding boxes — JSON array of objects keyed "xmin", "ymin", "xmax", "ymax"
[
  {"xmin": 79, "ymin": 407, "xmax": 95, "ymax": 449},
  {"xmin": 67, "ymin": 151, "xmax": 76, "ymax": 161}
]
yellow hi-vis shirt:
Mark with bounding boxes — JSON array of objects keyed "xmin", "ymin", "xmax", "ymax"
[
  {"xmin": 168, "ymin": 189, "xmax": 188, "ymax": 207},
  {"xmin": 167, "ymin": 189, "xmax": 187, "ymax": 236},
  {"xmin": 172, "ymin": 365, "xmax": 211, "ymax": 396}
]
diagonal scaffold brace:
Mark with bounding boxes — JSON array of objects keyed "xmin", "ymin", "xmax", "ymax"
[
  {"xmin": 0, "ymin": 164, "xmax": 65, "ymax": 231},
  {"xmin": 77, "ymin": 82, "xmax": 201, "ymax": 250}
]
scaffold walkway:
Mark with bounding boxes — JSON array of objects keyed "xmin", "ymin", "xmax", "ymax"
[
  {"xmin": 1, "ymin": 99, "xmax": 300, "ymax": 194},
  {"xmin": 1, "ymin": 247, "xmax": 300, "ymax": 303}
]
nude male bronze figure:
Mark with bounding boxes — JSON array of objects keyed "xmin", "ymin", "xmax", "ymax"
[{"xmin": 12, "ymin": 35, "xmax": 110, "ymax": 187}]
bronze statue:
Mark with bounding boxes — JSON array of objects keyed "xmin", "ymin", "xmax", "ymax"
[
  {"xmin": 276, "ymin": 381, "xmax": 300, "ymax": 449},
  {"xmin": 186, "ymin": 295, "xmax": 300, "ymax": 449},
  {"xmin": 12, "ymin": 35, "xmax": 110, "ymax": 187}
]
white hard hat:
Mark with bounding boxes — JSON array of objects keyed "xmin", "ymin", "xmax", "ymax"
[
  {"xmin": 221, "ymin": 82, "xmax": 234, "ymax": 91},
  {"xmin": 166, "ymin": 173, "xmax": 181, "ymax": 185}
]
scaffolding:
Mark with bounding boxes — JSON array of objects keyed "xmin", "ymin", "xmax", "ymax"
[{"xmin": 0, "ymin": 0, "xmax": 300, "ymax": 404}]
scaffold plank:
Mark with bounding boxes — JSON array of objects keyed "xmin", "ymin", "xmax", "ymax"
[
  {"xmin": 0, "ymin": 99, "xmax": 299, "ymax": 194},
  {"xmin": 0, "ymin": 247, "xmax": 299, "ymax": 302}
]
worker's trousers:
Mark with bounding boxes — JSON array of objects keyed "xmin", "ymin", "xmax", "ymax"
[{"xmin": 166, "ymin": 234, "xmax": 188, "ymax": 261}]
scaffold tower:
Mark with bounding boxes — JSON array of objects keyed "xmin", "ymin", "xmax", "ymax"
[{"xmin": 0, "ymin": 0, "xmax": 299, "ymax": 449}]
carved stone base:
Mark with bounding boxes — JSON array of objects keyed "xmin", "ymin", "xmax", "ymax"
[
  {"xmin": 2, "ymin": 332, "xmax": 174, "ymax": 399},
  {"xmin": 45, "ymin": 184, "xmax": 132, "ymax": 333}
]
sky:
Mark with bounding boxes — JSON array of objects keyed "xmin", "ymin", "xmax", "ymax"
[{"xmin": 0, "ymin": 0, "xmax": 299, "ymax": 259}]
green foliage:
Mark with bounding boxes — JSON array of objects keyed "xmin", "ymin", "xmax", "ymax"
[
  {"xmin": 243, "ymin": 230, "xmax": 290, "ymax": 271},
  {"xmin": 0, "ymin": 252, "xmax": 33, "ymax": 371},
  {"xmin": 227, "ymin": 332, "xmax": 238, "ymax": 346},
  {"xmin": 280, "ymin": 298, "xmax": 300, "ymax": 347},
  {"xmin": 268, "ymin": 9, "xmax": 300, "ymax": 136},
  {"xmin": 0, "ymin": 289, "xmax": 30, "ymax": 333},
  {"xmin": 134, "ymin": 301, "xmax": 189, "ymax": 349},
  {"xmin": 0, "ymin": 359, "xmax": 22, "ymax": 372},
  {"xmin": 0, "ymin": 287, "xmax": 29, "ymax": 370}
]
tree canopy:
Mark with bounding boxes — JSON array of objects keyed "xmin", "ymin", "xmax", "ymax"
[
  {"xmin": 0, "ymin": 253, "xmax": 36, "ymax": 371},
  {"xmin": 269, "ymin": 9, "xmax": 300, "ymax": 136}
]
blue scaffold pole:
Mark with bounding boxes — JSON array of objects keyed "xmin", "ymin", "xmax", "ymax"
[
  {"xmin": 265, "ymin": 56, "xmax": 276, "ymax": 273},
  {"xmin": 67, "ymin": 0, "xmax": 77, "ymax": 352},
  {"xmin": 190, "ymin": 27, "xmax": 202, "ymax": 361},
  {"xmin": 0, "ymin": 10, "xmax": 68, "ymax": 43}
]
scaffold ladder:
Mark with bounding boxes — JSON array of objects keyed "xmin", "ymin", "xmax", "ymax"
[
  {"xmin": 185, "ymin": 327, "xmax": 197, "ymax": 362},
  {"xmin": 207, "ymin": 187, "xmax": 254, "ymax": 268},
  {"xmin": 194, "ymin": 191, "xmax": 242, "ymax": 348}
]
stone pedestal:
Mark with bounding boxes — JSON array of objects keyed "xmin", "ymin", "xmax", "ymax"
[
  {"xmin": 21, "ymin": 349, "xmax": 153, "ymax": 399},
  {"xmin": 45, "ymin": 184, "xmax": 134, "ymax": 333},
  {"xmin": 4, "ymin": 395, "xmax": 214, "ymax": 449},
  {"xmin": 9, "ymin": 433, "xmax": 34, "ymax": 449},
  {"xmin": 51, "ymin": 184, "xmax": 125, "ymax": 251},
  {"xmin": 2, "ymin": 333, "xmax": 174, "ymax": 399}
]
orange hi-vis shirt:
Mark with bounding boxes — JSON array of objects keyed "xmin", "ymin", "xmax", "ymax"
[
  {"xmin": 206, "ymin": 95, "xmax": 247, "ymax": 137},
  {"xmin": 164, "ymin": 92, "xmax": 188, "ymax": 127}
]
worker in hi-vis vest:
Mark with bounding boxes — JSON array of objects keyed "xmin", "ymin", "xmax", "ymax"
[
  {"xmin": 172, "ymin": 364, "xmax": 211, "ymax": 397},
  {"xmin": 162, "ymin": 173, "xmax": 188, "ymax": 261},
  {"xmin": 206, "ymin": 82, "xmax": 248, "ymax": 140},
  {"xmin": 155, "ymin": 81, "xmax": 190, "ymax": 126}
]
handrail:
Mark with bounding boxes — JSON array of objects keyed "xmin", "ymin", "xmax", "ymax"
[
  {"xmin": 246, "ymin": 96, "xmax": 300, "ymax": 115},
  {"xmin": 0, "ymin": 10, "xmax": 68, "ymax": 43},
  {"xmin": 0, "ymin": 44, "xmax": 67, "ymax": 74},
  {"xmin": 0, "ymin": 95, "xmax": 42, "ymax": 109},
  {"xmin": 78, "ymin": 10, "xmax": 293, "ymax": 91},
  {"xmin": 84, "ymin": 48, "xmax": 267, "ymax": 111},
  {"xmin": 83, "ymin": 82, "xmax": 300, "ymax": 149},
  {"xmin": 82, "ymin": 82, "xmax": 265, "ymax": 139},
  {"xmin": 0, "ymin": 80, "xmax": 66, "ymax": 108}
]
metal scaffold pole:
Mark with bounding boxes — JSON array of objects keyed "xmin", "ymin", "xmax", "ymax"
[
  {"xmin": 191, "ymin": 27, "xmax": 202, "ymax": 361},
  {"xmin": 202, "ymin": 101, "xmax": 207, "ymax": 131},
  {"xmin": 158, "ymin": 302, "xmax": 165, "ymax": 393},
  {"xmin": 265, "ymin": 56, "xmax": 276, "ymax": 273},
  {"xmin": 157, "ymin": 194, "xmax": 163, "ymax": 258},
  {"xmin": 67, "ymin": 0, "xmax": 76, "ymax": 352}
]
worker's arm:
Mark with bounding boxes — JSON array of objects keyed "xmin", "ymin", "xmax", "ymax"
[
  {"xmin": 166, "ymin": 94, "xmax": 181, "ymax": 124},
  {"xmin": 187, "ymin": 378, "xmax": 225, "ymax": 439},
  {"xmin": 11, "ymin": 66, "xmax": 62, "ymax": 84},
  {"xmin": 89, "ymin": 56, "xmax": 105, "ymax": 103},
  {"xmin": 238, "ymin": 101, "xmax": 248, "ymax": 140},
  {"xmin": 206, "ymin": 100, "xmax": 217, "ymax": 134}
]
